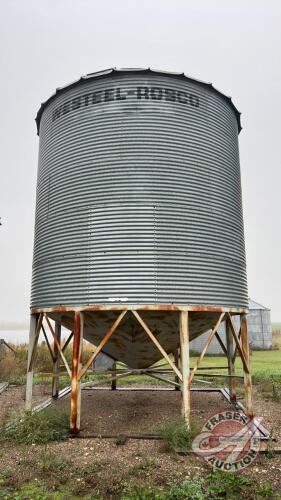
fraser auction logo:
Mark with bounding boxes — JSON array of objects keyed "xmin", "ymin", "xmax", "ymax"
[{"xmin": 192, "ymin": 411, "xmax": 262, "ymax": 471}]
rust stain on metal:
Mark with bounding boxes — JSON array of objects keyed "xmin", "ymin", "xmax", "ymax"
[
  {"xmin": 70, "ymin": 311, "xmax": 81, "ymax": 434},
  {"xmin": 227, "ymin": 313, "xmax": 250, "ymax": 374},
  {"xmin": 31, "ymin": 304, "xmax": 248, "ymax": 314},
  {"xmin": 241, "ymin": 313, "xmax": 253, "ymax": 417},
  {"xmin": 27, "ymin": 313, "xmax": 43, "ymax": 372}
]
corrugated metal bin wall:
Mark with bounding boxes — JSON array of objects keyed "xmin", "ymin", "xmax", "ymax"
[{"xmin": 32, "ymin": 69, "xmax": 247, "ymax": 310}]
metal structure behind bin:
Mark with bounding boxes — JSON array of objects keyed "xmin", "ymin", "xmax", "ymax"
[{"xmin": 190, "ymin": 299, "xmax": 272, "ymax": 354}]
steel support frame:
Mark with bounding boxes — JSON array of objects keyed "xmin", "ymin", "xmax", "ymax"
[
  {"xmin": 26, "ymin": 314, "xmax": 39, "ymax": 411},
  {"xmin": 226, "ymin": 316, "xmax": 236, "ymax": 402},
  {"xmin": 70, "ymin": 312, "xmax": 83, "ymax": 433},
  {"xmin": 25, "ymin": 314, "xmax": 73, "ymax": 411},
  {"xmin": 52, "ymin": 322, "xmax": 61, "ymax": 398},
  {"xmin": 26, "ymin": 304, "xmax": 253, "ymax": 433}
]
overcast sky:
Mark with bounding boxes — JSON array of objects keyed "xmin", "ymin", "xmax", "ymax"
[{"xmin": 0, "ymin": 0, "xmax": 280, "ymax": 326}]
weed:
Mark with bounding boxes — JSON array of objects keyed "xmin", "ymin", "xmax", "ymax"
[
  {"xmin": 0, "ymin": 447, "xmax": 107, "ymax": 498},
  {"xmin": 265, "ymin": 427, "xmax": 276, "ymax": 459},
  {"xmin": 122, "ymin": 471, "xmax": 277, "ymax": 500},
  {"xmin": 84, "ymin": 494, "xmax": 104, "ymax": 500},
  {"xmin": 0, "ymin": 348, "xmax": 26, "ymax": 385},
  {"xmin": 78, "ymin": 460, "xmax": 108, "ymax": 477},
  {"xmin": 261, "ymin": 376, "xmax": 281, "ymax": 401},
  {"xmin": 129, "ymin": 458, "xmax": 157, "ymax": 475},
  {"xmin": 0, "ymin": 408, "xmax": 69, "ymax": 445},
  {"xmin": 122, "ymin": 475, "xmax": 206, "ymax": 500},
  {"xmin": 168, "ymin": 469, "xmax": 183, "ymax": 480},
  {"xmin": 205, "ymin": 471, "xmax": 251, "ymax": 499},
  {"xmin": 271, "ymin": 376, "xmax": 281, "ymax": 401},
  {"xmin": 121, "ymin": 483, "xmax": 164, "ymax": 500},
  {"xmin": 257, "ymin": 483, "xmax": 275, "ymax": 497},
  {"xmin": 0, "ymin": 477, "xmax": 48, "ymax": 500},
  {"xmin": 205, "ymin": 470, "xmax": 275, "ymax": 499},
  {"xmin": 69, "ymin": 461, "xmax": 110, "ymax": 496},
  {"xmin": 159, "ymin": 417, "xmax": 198, "ymax": 452},
  {"xmin": 40, "ymin": 447, "xmax": 69, "ymax": 476},
  {"xmin": 0, "ymin": 461, "xmax": 278, "ymax": 500},
  {"xmin": 167, "ymin": 474, "xmax": 206, "ymax": 499},
  {"xmin": 0, "ymin": 340, "xmax": 73, "ymax": 386},
  {"xmin": 15, "ymin": 481, "xmax": 49, "ymax": 499}
]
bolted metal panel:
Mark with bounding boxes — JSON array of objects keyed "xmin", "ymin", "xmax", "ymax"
[{"xmin": 32, "ymin": 68, "xmax": 247, "ymax": 309}]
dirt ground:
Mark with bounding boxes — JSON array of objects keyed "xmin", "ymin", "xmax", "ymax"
[
  {"xmin": 1, "ymin": 383, "xmax": 280, "ymax": 440},
  {"xmin": 0, "ymin": 384, "xmax": 49, "ymax": 424},
  {"xmin": 0, "ymin": 383, "xmax": 281, "ymax": 498},
  {"xmin": 58, "ymin": 388, "xmax": 225, "ymax": 435}
]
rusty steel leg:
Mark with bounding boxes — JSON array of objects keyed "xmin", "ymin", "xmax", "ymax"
[
  {"xmin": 241, "ymin": 314, "xmax": 253, "ymax": 417},
  {"xmin": 26, "ymin": 314, "xmax": 38, "ymax": 411},
  {"xmin": 52, "ymin": 322, "xmax": 61, "ymax": 399},
  {"xmin": 180, "ymin": 311, "xmax": 190, "ymax": 427},
  {"xmin": 111, "ymin": 361, "xmax": 117, "ymax": 390},
  {"xmin": 174, "ymin": 350, "xmax": 180, "ymax": 391},
  {"xmin": 226, "ymin": 316, "xmax": 236, "ymax": 402},
  {"xmin": 70, "ymin": 312, "xmax": 83, "ymax": 434}
]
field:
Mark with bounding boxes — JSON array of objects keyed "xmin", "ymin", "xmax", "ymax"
[
  {"xmin": 272, "ymin": 323, "xmax": 281, "ymax": 333},
  {"xmin": 273, "ymin": 332, "xmax": 281, "ymax": 350},
  {"xmin": 193, "ymin": 350, "xmax": 281, "ymax": 379},
  {"xmin": 0, "ymin": 343, "xmax": 280, "ymax": 499},
  {"xmin": 109, "ymin": 350, "xmax": 281, "ymax": 388}
]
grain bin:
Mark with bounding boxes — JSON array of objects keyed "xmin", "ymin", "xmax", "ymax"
[
  {"xmin": 27, "ymin": 69, "xmax": 253, "ymax": 431},
  {"xmin": 247, "ymin": 299, "xmax": 272, "ymax": 349},
  {"xmin": 190, "ymin": 298, "xmax": 272, "ymax": 354}
]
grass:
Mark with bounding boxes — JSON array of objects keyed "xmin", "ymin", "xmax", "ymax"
[
  {"xmin": 143, "ymin": 350, "xmax": 280, "ymax": 383},
  {"xmin": 159, "ymin": 416, "xmax": 199, "ymax": 452},
  {"xmin": 0, "ymin": 340, "xmax": 93, "ymax": 385},
  {"xmin": 190, "ymin": 350, "xmax": 280, "ymax": 378},
  {"xmin": 0, "ymin": 408, "xmax": 69, "ymax": 445},
  {"xmin": 0, "ymin": 341, "xmax": 280, "ymax": 499},
  {"xmin": 126, "ymin": 351, "xmax": 281, "ymax": 392},
  {"xmin": 0, "ymin": 342, "xmax": 280, "ymax": 406},
  {"xmin": 204, "ymin": 471, "xmax": 275, "ymax": 500},
  {"xmin": 121, "ymin": 472, "xmax": 277, "ymax": 499},
  {"xmin": 0, "ymin": 447, "xmax": 110, "ymax": 499},
  {"xmin": 191, "ymin": 351, "xmax": 281, "ymax": 399},
  {"xmin": 1, "ymin": 340, "xmax": 280, "ymax": 386},
  {"xmin": 129, "ymin": 458, "xmax": 157, "ymax": 476},
  {"xmin": 98, "ymin": 350, "xmax": 281, "ymax": 387},
  {"xmin": 0, "ymin": 464, "xmax": 277, "ymax": 500}
]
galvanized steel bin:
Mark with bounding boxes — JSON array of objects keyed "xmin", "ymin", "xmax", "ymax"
[{"xmin": 32, "ymin": 68, "xmax": 247, "ymax": 309}]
